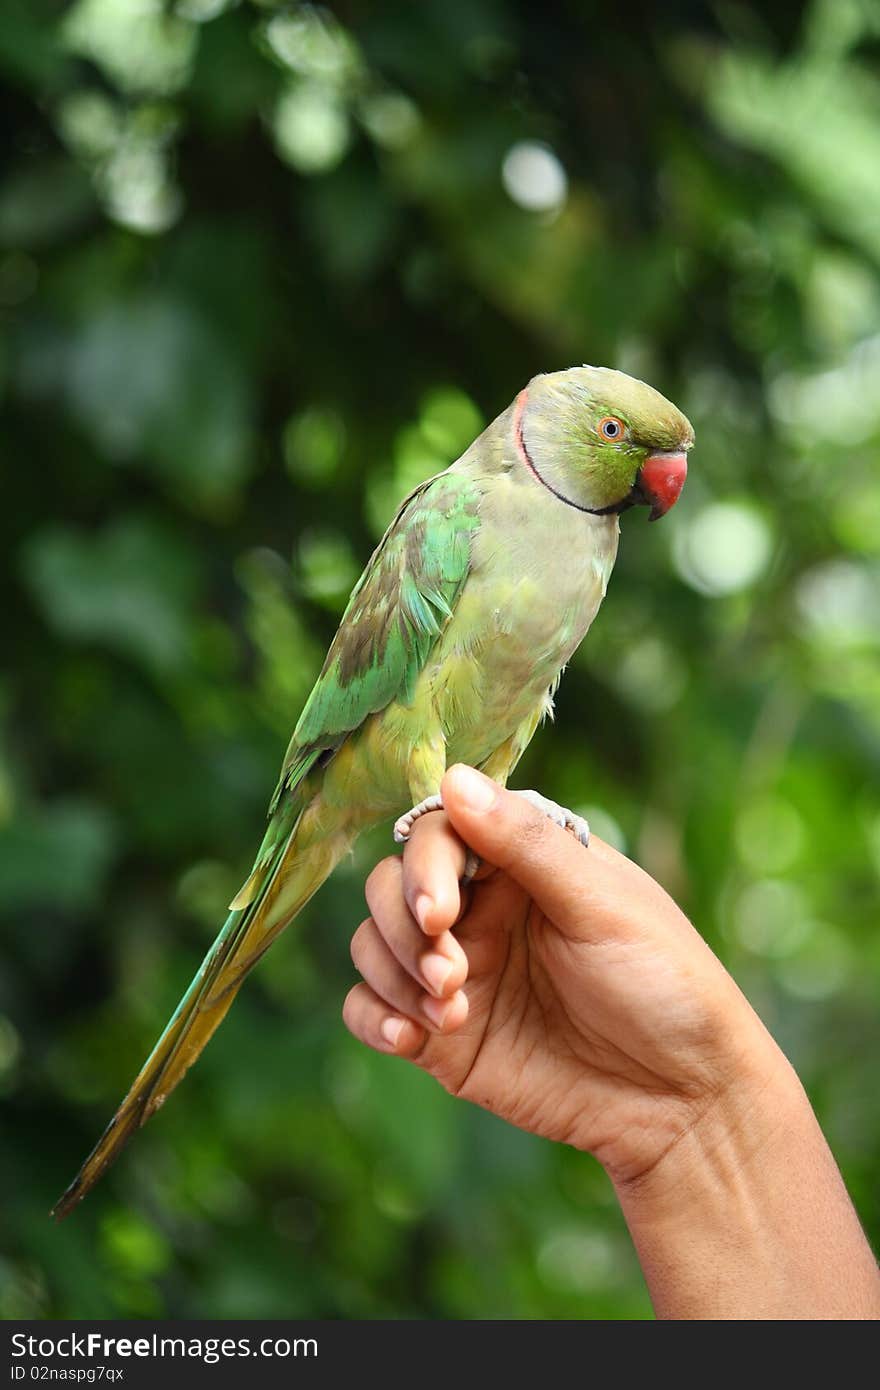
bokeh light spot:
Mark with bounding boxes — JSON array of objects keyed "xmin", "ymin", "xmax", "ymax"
[
  {"xmin": 274, "ymin": 84, "xmax": 350, "ymax": 174},
  {"xmin": 360, "ymin": 92, "xmax": 421, "ymax": 149},
  {"xmin": 735, "ymin": 798, "xmax": 806, "ymax": 874},
  {"xmin": 298, "ymin": 528, "xmax": 359, "ymax": 610},
  {"xmin": 733, "ymin": 879, "xmax": 812, "ymax": 957},
  {"xmin": 538, "ymin": 1229, "xmax": 619, "ymax": 1293},
  {"xmin": 502, "ymin": 141, "xmax": 568, "ymax": 212},
  {"xmin": 614, "ymin": 637, "xmax": 687, "ymax": 713},
  {"xmin": 62, "ymin": 0, "xmax": 197, "ymax": 97},
  {"xmin": 266, "ymin": 8, "xmax": 361, "ymax": 83},
  {"xmin": 795, "ymin": 559, "xmax": 879, "ymax": 645},
  {"xmin": 283, "ymin": 406, "xmax": 347, "ymax": 488},
  {"xmin": 674, "ymin": 501, "xmax": 773, "ymax": 596}
]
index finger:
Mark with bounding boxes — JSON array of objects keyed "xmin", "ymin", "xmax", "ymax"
[{"xmin": 402, "ymin": 810, "xmax": 468, "ymax": 936}]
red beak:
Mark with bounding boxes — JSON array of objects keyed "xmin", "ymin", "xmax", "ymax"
[{"xmin": 639, "ymin": 450, "xmax": 688, "ymax": 520}]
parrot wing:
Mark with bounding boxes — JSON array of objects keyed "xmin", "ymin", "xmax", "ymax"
[
  {"xmin": 211, "ymin": 464, "xmax": 483, "ymax": 979},
  {"xmin": 266, "ymin": 467, "xmax": 482, "ymax": 818}
]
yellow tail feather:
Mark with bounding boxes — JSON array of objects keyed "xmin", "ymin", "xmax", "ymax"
[{"xmin": 53, "ymin": 806, "xmax": 353, "ymax": 1219}]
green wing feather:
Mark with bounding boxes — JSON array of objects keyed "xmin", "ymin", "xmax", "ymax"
[{"xmin": 267, "ymin": 468, "xmax": 481, "ymax": 816}]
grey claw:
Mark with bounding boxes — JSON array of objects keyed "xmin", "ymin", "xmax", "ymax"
[
  {"xmin": 393, "ymin": 793, "xmax": 445, "ymax": 843},
  {"xmin": 515, "ymin": 790, "xmax": 590, "ymax": 847},
  {"xmin": 394, "ymin": 794, "xmax": 482, "ymax": 885},
  {"xmin": 462, "ymin": 794, "xmax": 589, "ymax": 882},
  {"xmin": 395, "ymin": 787, "xmax": 588, "ymax": 886},
  {"xmin": 461, "ymin": 850, "xmax": 481, "ymax": 884}
]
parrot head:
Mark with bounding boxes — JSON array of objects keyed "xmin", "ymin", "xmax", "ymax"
[{"xmin": 515, "ymin": 365, "xmax": 693, "ymax": 520}]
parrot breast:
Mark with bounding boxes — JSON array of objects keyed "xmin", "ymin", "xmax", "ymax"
[
  {"xmin": 325, "ymin": 463, "xmax": 620, "ymax": 816},
  {"xmin": 425, "ymin": 468, "xmax": 619, "ymax": 767}
]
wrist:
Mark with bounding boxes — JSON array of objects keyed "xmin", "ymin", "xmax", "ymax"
[
  {"xmin": 610, "ymin": 1041, "xmax": 880, "ymax": 1319},
  {"xmin": 611, "ymin": 1031, "xmax": 800, "ymax": 1212}
]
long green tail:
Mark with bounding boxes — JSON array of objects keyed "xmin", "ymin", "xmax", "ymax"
[{"xmin": 53, "ymin": 792, "xmax": 351, "ymax": 1219}]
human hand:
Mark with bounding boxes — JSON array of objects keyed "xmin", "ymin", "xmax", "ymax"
[{"xmin": 343, "ymin": 763, "xmax": 781, "ymax": 1187}]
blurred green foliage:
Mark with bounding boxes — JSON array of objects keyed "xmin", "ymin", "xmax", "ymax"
[{"xmin": 2, "ymin": 0, "xmax": 880, "ymax": 1320}]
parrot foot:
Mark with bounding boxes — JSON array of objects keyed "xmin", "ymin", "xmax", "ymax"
[
  {"xmin": 393, "ymin": 794, "xmax": 481, "ymax": 883},
  {"xmin": 393, "ymin": 789, "xmax": 588, "ymax": 887},
  {"xmin": 457, "ymin": 789, "xmax": 589, "ymax": 883},
  {"xmin": 393, "ymin": 794, "xmax": 445, "ymax": 844},
  {"xmin": 513, "ymin": 790, "xmax": 591, "ymax": 848}
]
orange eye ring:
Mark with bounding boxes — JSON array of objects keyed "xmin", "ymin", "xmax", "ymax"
[{"xmin": 597, "ymin": 415, "xmax": 626, "ymax": 441}]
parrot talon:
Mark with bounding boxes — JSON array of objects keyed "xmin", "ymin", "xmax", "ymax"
[
  {"xmin": 458, "ymin": 794, "xmax": 590, "ymax": 884},
  {"xmin": 396, "ymin": 790, "xmax": 589, "ymax": 886},
  {"xmin": 461, "ymin": 849, "xmax": 481, "ymax": 885},
  {"xmin": 393, "ymin": 793, "xmax": 446, "ymax": 843},
  {"xmin": 394, "ymin": 796, "xmax": 481, "ymax": 885}
]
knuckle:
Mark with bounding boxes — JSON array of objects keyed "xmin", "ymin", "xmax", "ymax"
[
  {"xmin": 341, "ymin": 983, "xmax": 362, "ymax": 1027},
  {"xmin": 449, "ymin": 955, "xmax": 469, "ymax": 991},
  {"xmin": 364, "ymin": 855, "xmax": 401, "ymax": 912},
  {"xmin": 349, "ymin": 918, "xmax": 372, "ymax": 969}
]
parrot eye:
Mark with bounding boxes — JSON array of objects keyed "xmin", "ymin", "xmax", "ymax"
[{"xmin": 597, "ymin": 415, "xmax": 625, "ymax": 441}]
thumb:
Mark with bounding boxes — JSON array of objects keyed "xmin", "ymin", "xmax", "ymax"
[{"xmin": 441, "ymin": 764, "xmax": 597, "ymax": 932}]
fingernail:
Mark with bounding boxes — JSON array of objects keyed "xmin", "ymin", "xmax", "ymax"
[
  {"xmin": 381, "ymin": 1017, "xmax": 404, "ymax": 1048},
  {"xmin": 421, "ymin": 952, "xmax": 452, "ymax": 995},
  {"xmin": 414, "ymin": 891, "xmax": 433, "ymax": 930},
  {"xmin": 421, "ymin": 995, "xmax": 451, "ymax": 1028},
  {"xmin": 450, "ymin": 765, "xmax": 496, "ymax": 813}
]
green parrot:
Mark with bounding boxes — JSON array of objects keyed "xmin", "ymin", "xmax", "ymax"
[{"xmin": 53, "ymin": 365, "xmax": 692, "ymax": 1218}]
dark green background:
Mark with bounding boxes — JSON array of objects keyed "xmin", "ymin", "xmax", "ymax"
[{"xmin": 2, "ymin": 0, "xmax": 879, "ymax": 1319}]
